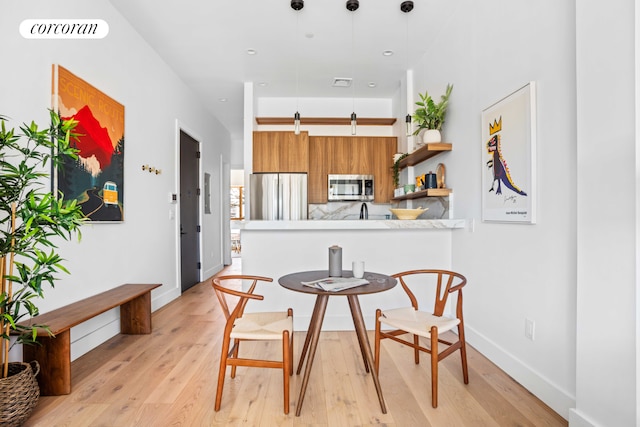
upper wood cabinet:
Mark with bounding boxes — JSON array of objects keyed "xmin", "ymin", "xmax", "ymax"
[
  {"xmin": 372, "ymin": 137, "xmax": 397, "ymax": 203},
  {"xmin": 253, "ymin": 131, "xmax": 309, "ymax": 173},
  {"xmin": 308, "ymin": 136, "xmax": 396, "ymax": 204},
  {"xmin": 308, "ymin": 137, "xmax": 328, "ymax": 203},
  {"xmin": 252, "ymin": 132, "xmax": 396, "ymax": 203}
]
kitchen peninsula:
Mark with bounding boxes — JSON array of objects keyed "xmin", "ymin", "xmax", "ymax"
[
  {"xmin": 239, "ymin": 218, "xmax": 465, "ymax": 331},
  {"xmin": 245, "ymin": 130, "xmax": 463, "ymax": 330}
]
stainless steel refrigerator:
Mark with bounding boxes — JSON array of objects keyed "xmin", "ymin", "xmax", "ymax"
[{"xmin": 250, "ymin": 173, "xmax": 308, "ymax": 220}]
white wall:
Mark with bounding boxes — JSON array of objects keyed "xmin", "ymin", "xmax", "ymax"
[
  {"xmin": 409, "ymin": 0, "xmax": 578, "ymax": 419},
  {"xmin": 257, "ymin": 96, "xmax": 393, "ymax": 118},
  {"xmin": 0, "ymin": 0, "xmax": 231, "ymax": 359},
  {"xmin": 255, "ymin": 96, "xmax": 398, "ymax": 137},
  {"xmin": 574, "ymin": 1, "xmax": 636, "ymax": 426},
  {"xmin": 230, "ymin": 169, "xmax": 245, "ymax": 186},
  {"xmin": 230, "ymin": 136, "xmax": 244, "ymax": 169}
]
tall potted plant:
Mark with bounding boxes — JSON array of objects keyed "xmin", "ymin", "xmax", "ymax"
[
  {"xmin": 0, "ymin": 110, "xmax": 84, "ymax": 425},
  {"xmin": 412, "ymin": 83, "xmax": 453, "ymax": 143}
]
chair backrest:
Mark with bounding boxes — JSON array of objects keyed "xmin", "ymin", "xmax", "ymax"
[
  {"xmin": 211, "ymin": 275, "xmax": 273, "ymax": 323},
  {"xmin": 391, "ymin": 269, "xmax": 467, "ymax": 318}
]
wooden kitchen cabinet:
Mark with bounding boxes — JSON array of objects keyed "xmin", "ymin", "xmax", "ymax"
[
  {"xmin": 372, "ymin": 137, "xmax": 397, "ymax": 202},
  {"xmin": 253, "ymin": 131, "xmax": 309, "ymax": 173},
  {"xmin": 308, "ymin": 136, "xmax": 332, "ymax": 203},
  {"xmin": 349, "ymin": 137, "xmax": 374, "ymax": 174},
  {"xmin": 308, "ymin": 136, "xmax": 396, "ymax": 203}
]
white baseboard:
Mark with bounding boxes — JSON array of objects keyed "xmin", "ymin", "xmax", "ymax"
[
  {"xmin": 292, "ymin": 314, "xmax": 366, "ymax": 332},
  {"xmin": 203, "ymin": 262, "xmax": 224, "ymax": 282},
  {"xmin": 465, "ymin": 325, "xmax": 574, "ymax": 421},
  {"xmin": 569, "ymin": 409, "xmax": 599, "ymax": 427}
]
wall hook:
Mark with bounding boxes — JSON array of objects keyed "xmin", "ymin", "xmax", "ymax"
[{"xmin": 142, "ymin": 164, "xmax": 161, "ymax": 175}]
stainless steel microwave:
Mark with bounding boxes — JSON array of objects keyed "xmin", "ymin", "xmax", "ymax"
[{"xmin": 328, "ymin": 174, "xmax": 374, "ymax": 201}]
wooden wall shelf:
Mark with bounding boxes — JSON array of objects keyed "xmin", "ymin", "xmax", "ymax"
[
  {"xmin": 255, "ymin": 117, "xmax": 397, "ymax": 126},
  {"xmin": 393, "ymin": 143, "xmax": 453, "ymax": 202},
  {"xmin": 392, "ymin": 188, "xmax": 452, "ymax": 202},
  {"xmin": 397, "ymin": 143, "xmax": 452, "ymax": 169}
]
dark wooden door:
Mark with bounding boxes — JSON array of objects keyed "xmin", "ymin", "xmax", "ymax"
[{"xmin": 180, "ymin": 130, "xmax": 200, "ymax": 292}]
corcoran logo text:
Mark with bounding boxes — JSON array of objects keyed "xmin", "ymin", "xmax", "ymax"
[{"xmin": 20, "ymin": 19, "xmax": 109, "ymax": 39}]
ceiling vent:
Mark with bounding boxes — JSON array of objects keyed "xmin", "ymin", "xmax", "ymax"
[{"xmin": 332, "ymin": 77, "xmax": 352, "ymax": 88}]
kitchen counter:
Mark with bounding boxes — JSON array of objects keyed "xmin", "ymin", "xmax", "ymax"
[
  {"xmin": 240, "ymin": 219, "xmax": 465, "ymax": 230},
  {"xmin": 239, "ymin": 219, "xmax": 465, "ymax": 332}
]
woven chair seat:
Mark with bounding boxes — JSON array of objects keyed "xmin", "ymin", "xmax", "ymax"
[
  {"xmin": 380, "ymin": 307, "xmax": 459, "ymax": 337},
  {"xmin": 231, "ymin": 312, "xmax": 293, "ymax": 340}
]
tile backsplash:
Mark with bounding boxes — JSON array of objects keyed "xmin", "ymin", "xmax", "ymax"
[{"xmin": 309, "ymin": 198, "xmax": 449, "ymax": 220}]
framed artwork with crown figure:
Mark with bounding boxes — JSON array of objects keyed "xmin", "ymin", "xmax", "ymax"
[{"xmin": 481, "ymin": 82, "xmax": 536, "ymax": 223}]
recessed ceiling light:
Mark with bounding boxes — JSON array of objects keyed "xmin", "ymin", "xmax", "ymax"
[
  {"xmin": 305, "ymin": 33, "xmax": 314, "ymax": 39},
  {"xmin": 258, "ymin": 82, "xmax": 268, "ymax": 87},
  {"xmin": 382, "ymin": 50, "xmax": 394, "ymax": 56},
  {"xmin": 368, "ymin": 82, "xmax": 377, "ymax": 88},
  {"xmin": 219, "ymin": 98, "xmax": 228, "ymax": 102},
  {"xmin": 246, "ymin": 49, "xmax": 257, "ymax": 55}
]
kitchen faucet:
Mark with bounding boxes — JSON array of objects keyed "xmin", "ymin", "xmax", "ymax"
[{"xmin": 359, "ymin": 202, "xmax": 368, "ymax": 220}]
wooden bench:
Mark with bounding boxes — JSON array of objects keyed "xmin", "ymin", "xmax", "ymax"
[{"xmin": 18, "ymin": 283, "xmax": 161, "ymax": 395}]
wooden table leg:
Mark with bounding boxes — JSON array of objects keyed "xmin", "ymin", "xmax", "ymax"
[
  {"xmin": 296, "ymin": 295, "xmax": 323, "ymax": 375},
  {"xmin": 295, "ymin": 294, "xmax": 329, "ymax": 416},
  {"xmin": 347, "ymin": 296, "xmax": 370, "ymax": 373},
  {"xmin": 347, "ymin": 294, "xmax": 387, "ymax": 413}
]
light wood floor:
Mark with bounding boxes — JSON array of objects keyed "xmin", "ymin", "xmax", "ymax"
[{"xmin": 24, "ymin": 259, "xmax": 567, "ymax": 426}]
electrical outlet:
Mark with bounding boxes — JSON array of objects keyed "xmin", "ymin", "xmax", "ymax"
[{"xmin": 525, "ymin": 318, "xmax": 535, "ymax": 341}]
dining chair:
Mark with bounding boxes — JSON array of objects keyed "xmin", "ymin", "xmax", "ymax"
[
  {"xmin": 374, "ymin": 269, "xmax": 468, "ymax": 408},
  {"xmin": 211, "ymin": 275, "xmax": 294, "ymax": 414}
]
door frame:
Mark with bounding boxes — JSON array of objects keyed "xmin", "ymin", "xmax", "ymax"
[
  {"xmin": 175, "ymin": 120, "xmax": 203, "ymax": 291},
  {"xmin": 222, "ymin": 158, "xmax": 231, "ymax": 265}
]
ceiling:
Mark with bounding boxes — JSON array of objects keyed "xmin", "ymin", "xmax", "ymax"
[{"xmin": 109, "ymin": 0, "xmax": 458, "ymax": 140}]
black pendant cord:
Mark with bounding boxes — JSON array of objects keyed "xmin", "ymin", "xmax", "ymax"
[
  {"xmin": 403, "ymin": 1, "xmax": 414, "ymax": 137},
  {"xmin": 292, "ymin": 0, "xmax": 304, "ymax": 134},
  {"xmin": 350, "ymin": 5, "xmax": 357, "ymax": 135}
]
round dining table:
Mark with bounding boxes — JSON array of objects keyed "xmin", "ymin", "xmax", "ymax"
[{"xmin": 278, "ymin": 270, "xmax": 397, "ymax": 416}]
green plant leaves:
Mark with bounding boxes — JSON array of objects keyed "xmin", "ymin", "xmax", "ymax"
[
  {"xmin": 412, "ymin": 83, "xmax": 454, "ymax": 134},
  {"xmin": 0, "ymin": 110, "xmax": 85, "ymax": 365}
]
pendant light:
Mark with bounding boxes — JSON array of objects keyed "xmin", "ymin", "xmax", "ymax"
[
  {"xmin": 351, "ymin": 112, "xmax": 357, "ymax": 135},
  {"xmin": 402, "ymin": 1, "xmax": 414, "ymax": 137},
  {"xmin": 347, "ymin": 0, "xmax": 359, "ymax": 135},
  {"xmin": 292, "ymin": 0, "xmax": 304, "ymax": 134},
  {"xmin": 294, "ymin": 111, "xmax": 301, "ymax": 135}
]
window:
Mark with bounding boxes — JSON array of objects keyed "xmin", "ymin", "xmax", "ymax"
[{"xmin": 230, "ymin": 186, "xmax": 244, "ymax": 220}]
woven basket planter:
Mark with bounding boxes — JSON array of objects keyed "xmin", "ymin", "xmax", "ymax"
[{"xmin": 0, "ymin": 362, "xmax": 40, "ymax": 427}]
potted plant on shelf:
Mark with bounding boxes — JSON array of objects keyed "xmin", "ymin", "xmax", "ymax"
[
  {"xmin": 412, "ymin": 83, "xmax": 453, "ymax": 144},
  {"xmin": 0, "ymin": 110, "xmax": 84, "ymax": 425},
  {"xmin": 392, "ymin": 153, "xmax": 409, "ymax": 196}
]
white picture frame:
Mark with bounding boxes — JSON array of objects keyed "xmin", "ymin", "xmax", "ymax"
[{"xmin": 481, "ymin": 82, "xmax": 537, "ymax": 223}]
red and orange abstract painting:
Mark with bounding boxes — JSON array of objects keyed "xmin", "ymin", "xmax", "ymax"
[{"xmin": 52, "ymin": 65, "xmax": 124, "ymax": 221}]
